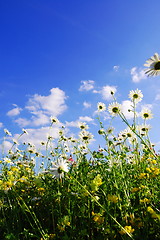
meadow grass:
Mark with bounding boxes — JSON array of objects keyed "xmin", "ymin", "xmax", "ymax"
[{"xmin": 0, "ymin": 87, "xmax": 160, "ymax": 240}]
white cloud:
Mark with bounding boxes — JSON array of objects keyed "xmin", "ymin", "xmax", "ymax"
[
  {"xmin": 79, "ymin": 80, "xmax": 95, "ymax": 91},
  {"xmin": 79, "ymin": 116, "xmax": 94, "ymax": 122},
  {"xmin": 0, "ymin": 140, "xmax": 12, "ymax": 153},
  {"xmin": 31, "ymin": 112, "xmax": 50, "ymax": 126},
  {"xmin": 7, "ymin": 104, "xmax": 22, "ymax": 117},
  {"xmin": 121, "ymin": 100, "xmax": 134, "ymax": 119},
  {"xmin": 130, "ymin": 67, "xmax": 147, "ymax": 83},
  {"xmin": 0, "ymin": 122, "xmax": 3, "ymax": 128},
  {"xmin": 14, "ymin": 126, "xmax": 61, "ymax": 148},
  {"xmin": 113, "ymin": 65, "xmax": 119, "ymax": 72},
  {"xmin": 83, "ymin": 101, "xmax": 91, "ymax": 109},
  {"xmin": 65, "ymin": 115, "xmax": 94, "ymax": 128},
  {"xmin": 94, "ymin": 85, "xmax": 117, "ymax": 101},
  {"xmin": 26, "ymin": 88, "xmax": 67, "ymax": 116},
  {"xmin": 155, "ymin": 91, "xmax": 160, "ymax": 101},
  {"xmin": 140, "ymin": 103, "xmax": 153, "ymax": 110},
  {"xmin": 15, "ymin": 118, "xmax": 31, "ymax": 127},
  {"xmin": 65, "ymin": 121, "xmax": 79, "ymax": 128},
  {"xmin": 14, "ymin": 88, "xmax": 68, "ymax": 128},
  {"xmin": 155, "ymin": 94, "xmax": 160, "ymax": 100}
]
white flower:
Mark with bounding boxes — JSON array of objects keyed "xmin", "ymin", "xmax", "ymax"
[
  {"xmin": 3, "ymin": 157, "xmax": 12, "ymax": 164},
  {"xmin": 50, "ymin": 116, "xmax": 59, "ymax": 124},
  {"xmin": 129, "ymin": 89, "xmax": 143, "ymax": 103},
  {"xmin": 13, "ymin": 139, "xmax": 19, "ymax": 145},
  {"xmin": 4, "ymin": 128, "xmax": 12, "ymax": 136},
  {"xmin": 79, "ymin": 130, "xmax": 94, "ymax": 142},
  {"xmin": 108, "ymin": 102, "xmax": 122, "ymax": 116},
  {"xmin": 78, "ymin": 122, "xmax": 89, "ymax": 130},
  {"xmin": 140, "ymin": 108, "xmax": 153, "ymax": 120},
  {"xmin": 50, "ymin": 159, "xmax": 69, "ymax": 178},
  {"xmin": 97, "ymin": 102, "xmax": 106, "ymax": 112},
  {"xmin": 144, "ymin": 53, "xmax": 160, "ymax": 76},
  {"xmin": 123, "ymin": 128, "xmax": 136, "ymax": 139},
  {"xmin": 137, "ymin": 124, "xmax": 151, "ymax": 135},
  {"xmin": 22, "ymin": 128, "xmax": 28, "ymax": 134},
  {"xmin": 106, "ymin": 127, "xmax": 114, "ymax": 135}
]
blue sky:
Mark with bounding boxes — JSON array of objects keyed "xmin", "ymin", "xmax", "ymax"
[{"xmin": 1, "ymin": 0, "xmax": 160, "ymax": 152}]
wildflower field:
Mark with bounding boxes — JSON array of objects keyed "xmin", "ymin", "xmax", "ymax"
[{"xmin": 0, "ymin": 54, "xmax": 160, "ymax": 240}]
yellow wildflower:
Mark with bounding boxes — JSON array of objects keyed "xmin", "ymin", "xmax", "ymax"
[
  {"xmin": 108, "ymin": 194, "xmax": 119, "ymax": 203},
  {"xmin": 18, "ymin": 176, "xmax": 28, "ymax": 182},
  {"xmin": 57, "ymin": 225, "xmax": 65, "ymax": 231},
  {"xmin": 147, "ymin": 206, "xmax": 155, "ymax": 214},
  {"xmin": 92, "ymin": 211, "xmax": 104, "ymax": 224},
  {"xmin": 91, "ymin": 174, "xmax": 103, "ymax": 192},
  {"xmin": 140, "ymin": 198, "xmax": 150, "ymax": 204},
  {"xmin": 131, "ymin": 187, "xmax": 140, "ymax": 193},
  {"xmin": 11, "ymin": 166, "xmax": 19, "ymax": 172},
  {"xmin": 139, "ymin": 173, "xmax": 147, "ymax": 179},
  {"xmin": 49, "ymin": 234, "xmax": 56, "ymax": 239},
  {"xmin": 146, "ymin": 167, "xmax": 152, "ymax": 173},
  {"xmin": 38, "ymin": 187, "xmax": 45, "ymax": 192},
  {"xmin": 153, "ymin": 168, "xmax": 159, "ymax": 175},
  {"xmin": 119, "ymin": 225, "xmax": 134, "ymax": 235},
  {"xmin": 152, "ymin": 160, "xmax": 157, "ymax": 164},
  {"xmin": 147, "ymin": 206, "xmax": 160, "ymax": 219}
]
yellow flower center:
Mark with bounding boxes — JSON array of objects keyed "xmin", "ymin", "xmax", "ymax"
[
  {"xmin": 133, "ymin": 93, "xmax": 138, "ymax": 99},
  {"xmin": 154, "ymin": 61, "xmax": 160, "ymax": 70},
  {"xmin": 112, "ymin": 107, "xmax": 119, "ymax": 113}
]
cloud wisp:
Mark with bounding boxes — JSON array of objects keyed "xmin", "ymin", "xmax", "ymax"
[
  {"xmin": 79, "ymin": 80, "xmax": 95, "ymax": 91},
  {"xmin": 130, "ymin": 67, "xmax": 147, "ymax": 83},
  {"xmin": 93, "ymin": 85, "xmax": 117, "ymax": 101},
  {"xmin": 7, "ymin": 104, "xmax": 22, "ymax": 117},
  {"xmin": 8, "ymin": 88, "xmax": 68, "ymax": 128}
]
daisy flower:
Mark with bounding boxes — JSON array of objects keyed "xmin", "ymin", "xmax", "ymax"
[
  {"xmin": 106, "ymin": 127, "xmax": 114, "ymax": 135},
  {"xmin": 140, "ymin": 108, "xmax": 153, "ymax": 120},
  {"xmin": 123, "ymin": 128, "xmax": 136, "ymax": 139},
  {"xmin": 108, "ymin": 102, "xmax": 122, "ymax": 116},
  {"xmin": 97, "ymin": 102, "xmax": 106, "ymax": 112},
  {"xmin": 137, "ymin": 124, "xmax": 151, "ymax": 136},
  {"xmin": 50, "ymin": 116, "xmax": 59, "ymax": 124},
  {"xmin": 50, "ymin": 159, "xmax": 69, "ymax": 179},
  {"xmin": 4, "ymin": 128, "xmax": 12, "ymax": 136},
  {"xmin": 144, "ymin": 53, "xmax": 160, "ymax": 76},
  {"xmin": 79, "ymin": 130, "xmax": 94, "ymax": 142},
  {"xmin": 78, "ymin": 122, "xmax": 89, "ymax": 130},
  {"xmin": 22, "ymin": 128, "xmax": 28, "ymax": 134},
  {"xmin": 129, "ymin": 89, "xmax": 143, "ymax": 103}
]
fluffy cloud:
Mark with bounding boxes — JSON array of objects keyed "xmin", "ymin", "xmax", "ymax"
[
  {"xmin": 94, "ymin": 85, "xmax": 117, "ymax": 101},
  {"xmin": 14, "ymin": 88, "xmax": 68, "ymax": 128},
  {"xmin": 78, "ymin": 116, "xmax": 94, "ymax": 122},
  {"xmin": 14, "ymin": 126, "xmax": 61, "ymax": 148},
  {"xmin": 0, "ymin": 122, "xmax": 3, "ymax": 128},
  {"xmin": 121, "ymin": 100, "xmax": 134, "ymax": 119},
  {"xmin": 26, "ymin": 88, "xmax": 67, "ymax": 116},
  {"xmin": 113, "ymin": 65, "xmax": 119, "ymax": 72},
  {"xmin": 15, "ymin": 118, "xmax": 31, "ymax": 127},
  {"xmin": 65, "ymin": 116, "xmax": 94, "ymax": 128},
  {"xmin": 83, "ymin": 101, "xmax": 91, "ymax": 109},
  {"xmin": 0, "ymin": 140, "xmax": 12, "ymax": 153},
  {"xmin": 130, "ymin": 67, "xmax": 147, "ymax": 83},
  {"xmin": 79, "ymin": 80, "xmax": 95, "ymax": 91},
  {"xmin": 7, "ymin": 104, "xmax": 22, "ymax": 117}
]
